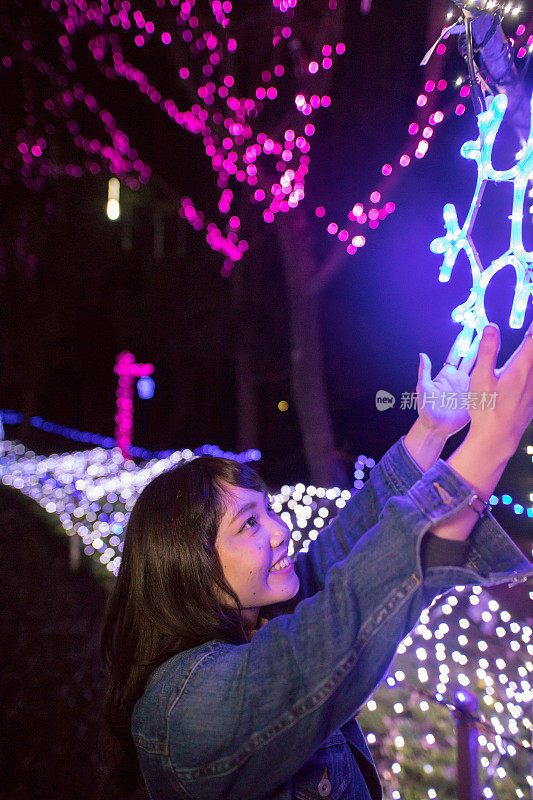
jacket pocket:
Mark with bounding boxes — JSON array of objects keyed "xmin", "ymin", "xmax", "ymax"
[{"xmin": 292, "ymin": 732, "xmax": 352, "ymax": 800}]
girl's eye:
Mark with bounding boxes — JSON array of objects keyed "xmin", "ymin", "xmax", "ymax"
[{"xmin": 242, "ymin": 515, "xmax": 259, "ymax": 531}]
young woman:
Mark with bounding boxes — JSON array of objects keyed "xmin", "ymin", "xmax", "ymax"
[{"xmin": 101, "ymin": 323, "xmax": 533, "ymax": 800}]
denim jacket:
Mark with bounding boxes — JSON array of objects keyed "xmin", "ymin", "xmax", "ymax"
[{"xmin": 132, "ymin": 438, "xmax": 533, "ymax": 800}]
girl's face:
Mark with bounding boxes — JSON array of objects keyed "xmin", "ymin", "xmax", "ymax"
[{"xmin": 215, "ymin": 483, "xmax": 300, "ymax": 631}]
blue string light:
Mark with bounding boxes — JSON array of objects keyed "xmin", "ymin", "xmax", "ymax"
[
  {"xmin": 2, "ymin": 409, "xmax": 530, "ymax": 511},
  {"xmin": 2, "ymin": 409, "xmax": 530, "ymax": 517},
  {"xmin": 431, "ymin": 92, "xmax": 533, "ymax": 357},
  {"xmin": 0, "ymin": 409, "xmax": 261, "ymax": 463}
]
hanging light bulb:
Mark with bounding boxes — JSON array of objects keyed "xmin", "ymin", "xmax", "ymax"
[{"xmin": 107, "ymin": 178, "xmax": 120, "ymax": 221}]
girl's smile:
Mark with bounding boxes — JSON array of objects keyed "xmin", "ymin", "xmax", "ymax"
[{"xmin": 269, "ymin": 555, "xmax": 293, "ymax": 573}]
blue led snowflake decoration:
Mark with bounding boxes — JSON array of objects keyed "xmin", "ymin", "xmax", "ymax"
[{"xmin": 431, "ymin": 92, "xmax": 533, "ymax": 357}]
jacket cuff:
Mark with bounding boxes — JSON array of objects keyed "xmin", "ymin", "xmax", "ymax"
[
  {"xmin": 407, "ymin": 458, "xmax": 474, "ymax": 522},
  {"xmin": 465, "ymin": 512, "xmax": 533, "ymax": 586},
  {"xmin": 379, "ymin": 437, "xmax": 424, "ymax": 495},
  {"xmin": 406, "ymin": 460, "xmax": 533, "ymax": 587}
]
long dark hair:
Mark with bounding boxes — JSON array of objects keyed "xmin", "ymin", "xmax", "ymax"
[{"xmin": 99, "ymin": 455, "xmax": 268, "ymax": 798}]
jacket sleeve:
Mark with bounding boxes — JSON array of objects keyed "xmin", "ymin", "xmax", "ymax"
[
  {"xmin": 263, "ymin": 438, "xmax": 479, "ymax": 620},
  {"xmin": 164, "ymin": 460, "xmax": 533, "ymax": 800},
  {"xmin": 290, "ymin": 437, "xmax": 422, "ymax": 599}
]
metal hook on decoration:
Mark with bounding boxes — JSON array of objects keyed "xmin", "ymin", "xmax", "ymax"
[
  {"xmin": 422, "ymin": 1, "xmax": 516, "ymax": 118},
  {"xmin": 450, "ymin": 0, "xmax": 490, "ymax": 115},
  {"xmin": 463, "ymin": 13, "xmax": 487, "ymax": 115},
  {"xmin": 451, "ymin": 0, "xmax": 518, "ymax": 116}
]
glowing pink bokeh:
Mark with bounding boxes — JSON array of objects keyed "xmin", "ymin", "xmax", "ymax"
[{"xmin": 114, "ymin": 352, "xmax": 154, "ymax": 459}]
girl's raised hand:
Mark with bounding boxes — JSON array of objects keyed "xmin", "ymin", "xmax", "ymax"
[
  {"xmin": 431, "ymin": 322, "xmax": 533, "ymax": 542},
  {"xmin": 466, "ymin": 322, "xmax": 533, "ymax": 458},
  {"xmin": 416, "ymin": 331, "xmax": 480, "ymax": 440}
]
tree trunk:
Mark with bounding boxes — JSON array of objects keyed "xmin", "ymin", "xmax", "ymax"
[
  {"xmin": 232, "ymin": 259, "xmax": 259, "ymax": 454},
  {"xmin": 277, "ymin": 207, "xmax": 349, "ymax": 488}
]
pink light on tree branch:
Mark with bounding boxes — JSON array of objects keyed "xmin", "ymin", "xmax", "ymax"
[
  {"xmin": 114, "ymin": 351, "xmax": 154, "ymax": 460},
  {"xmin": 4, "ymin": 1, "xmax": 532, "ymax": 273},
  {"xmin": 1, "ymin": 1, "xmax": 355, "ymax": 274},
  {"xmin": 5, "ymin": 0, "xmax": 345, "ymax": 271}
]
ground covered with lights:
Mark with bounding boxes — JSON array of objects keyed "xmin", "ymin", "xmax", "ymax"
[{"xmin": 1, "ymin": 438, "xmax": 532, "ymax": 800}]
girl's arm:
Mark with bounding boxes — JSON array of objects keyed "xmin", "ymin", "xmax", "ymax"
[{"xmin": 281, "ymin": 337, "xmax": 481, "ymax": 600}]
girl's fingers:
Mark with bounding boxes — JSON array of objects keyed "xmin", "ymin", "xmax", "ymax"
[
  {"xmin": 459, "ymin": 333, "xmax": 481, "ymax": 374},
  {"xmin": 472, "ymin": 323, "xmax": 500, "ymax": 380},
  {"xmin": 419, "ymin": 353, "xmax": 432, "ymax": 385},
  {"xmin": 444, "ymin": 330, "xmax": 464, "ymax": 368}
]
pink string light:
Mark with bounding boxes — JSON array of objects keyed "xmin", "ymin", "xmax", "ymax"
[
  {"xmin": 3, "ymin": 0, "xmax": 350, "ymax": 271},
  {"xmin": 5, "ymin": 4, "xmax": 532, "ymax": 269},
  {"xmin": 314, "ymin": 17, "xmax": 533, "ymax": 256},
  {"xmin": 114, "ymin": 352, "xmax": 154, "ymax": 460}
]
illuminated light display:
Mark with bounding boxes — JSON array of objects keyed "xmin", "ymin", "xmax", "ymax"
[
  {"xmin": 4, "ymin": 30, "xmax": 533, "ymax": 795},
  {"xmin": 179, "ymin": 197, "xmax": 247, "ymax": 275},
  {"xmin": 5, "ymin": 401, "xmax": 532, "ymax": 514},
  {"xmin": 315, "ymin": 15, "xmax": 533, "ymax": 256},
  {"xmin": 106, "ymin": 177, "xmax": 120, "ymax": 220},
  {"xmin": 2, "ymin": 0, "xmax": 344, "ymax": 271},
  {"xmin": 136, "ymin": 375, "xmax": 155, "ymax": 400},
  {"xmin": 0, "ymin": 439, "xmax": 365, "ymax": 576},
  {"xmin": 431, "ymin": 91, "xmax": 533, "ymax": 357},
  {"xmin": 114, "ymin": 352, "xmax": 154, "ymax": 459},
  {"xmin": 1, "ymin": 409, "xmax": 262, "ymax": 463},
  {"xmin": 358, "ymin": 586, "xmax": 533, "ymax": 800},
  {"xmin": 0, "ymin": 435, "xmax": 531, "ymax": 797},
  {"xmin": 5, "ymin": 2, "xmax": 532, "ymax": 269}
]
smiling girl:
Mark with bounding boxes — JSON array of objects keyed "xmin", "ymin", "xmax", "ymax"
[{"xmin": 100, "ymin": 324, "xmax": 533, "ymax": 800}]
